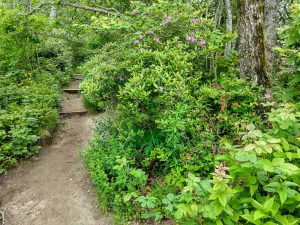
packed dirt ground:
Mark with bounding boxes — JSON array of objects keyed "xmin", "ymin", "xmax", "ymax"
[{"xmin": 0, "ymin": 82, "xmax": 111, "ymax": 225}]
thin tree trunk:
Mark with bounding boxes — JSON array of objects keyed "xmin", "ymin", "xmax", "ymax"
[
  {"xmin": 224, "ymin": 0, "xmax": 233, "ymax": 55},
  {"xmin": 26, "ymin": 0, "xmax": 32, "ymax": 11},
  {"xmin": 265, "ymin": 0, "xmax": 278, "ymax": 70},
  {"xmin": 50, "ymin": 6, "xmax": 58, "ymax": 19},
  {"xmin": 211, "ymin": 0, "xmax": 224, "ymax": 78},
  {"xmin": 237, "ymin": 0, "xmax": 271, "ymax": 88},
  {"xmin": 214, "ymin": 0, "xmax": 223, "ymax": 27}
]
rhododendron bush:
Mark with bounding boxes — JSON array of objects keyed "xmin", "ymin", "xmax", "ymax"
[{"xmin": 82, "ymin": 1, "xmax": 266, "ymax": 222}]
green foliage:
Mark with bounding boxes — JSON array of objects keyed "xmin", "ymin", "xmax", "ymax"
[
  {"xmin": 81, "ymin": 1, "xmax": 237, "ymax": 111},
  {"xmin": 0, "ymin": 6, "xmax": 74, "ymax": 173},
  {"xmin": 83, "ymin": 1, "xmax": 263, "ymax": 222},
  {"xmin": 149, "ymin": 104, "xmax": 300, "ymax": 224},
  {"xmin": 0, "ymin": 79, "xmax": 60, "ymax": 173},
  {"xmin": 274, "ymin": 4, "xmax": 300, "ymax": 103}
]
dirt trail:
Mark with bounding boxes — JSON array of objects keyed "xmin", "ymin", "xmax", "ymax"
[{"xmin": 0, "ymin": 81, "xmax": 111, "ymax": 225}]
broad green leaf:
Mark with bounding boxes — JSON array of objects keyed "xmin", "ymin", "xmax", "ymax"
[
  {"xmin": 219, "ymin": 194, "xmax": 227, "ymax": 207},
  {"xmin": 247, "ymin": 124, "xmax": 256, "ymax": 131},
  {"xmin": 267, "ymin": 138, "xmax": 281, "ymax": 144},
  {"xmin": 244, "ymin": 144, "xmax": 256, "ymax": 151},
  {"xmin": 278, "ymin": 189, "xmax": 288, "ymax": 204},
  {"xmin": 263, "ymin": 197, "xmax": 275, "ymax": 211},
  {"xmin": 281, "ymin": 138, "xmax": 290, "ymax": 151},
  {"xmin": 254, "ymin": 210, "xmax": 267, "ymax": 220}
]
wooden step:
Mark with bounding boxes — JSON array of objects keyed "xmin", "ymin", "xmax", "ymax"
[
  {"xmin": 73, "ymin": 75, "xmax": 83, "ymax": 81},
  {"xmin": 63, "ymin": 89, "xmax": 80, "ymax": 94},
  {"xmin": 60, "ymin": 111, "xmax": 88, "ymax": 117}
]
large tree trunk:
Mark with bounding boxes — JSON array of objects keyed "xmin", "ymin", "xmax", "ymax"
[
  {"xmin": 237, "ymin": 0, "xmax": 271, "ymax": 88},
  {"xmin": 265, "ymin": 0, "xmax": 278, "ymax": 70},
  {"xmin": 224, "ymin": 0, "xmax": 233, "ymax": 55}
]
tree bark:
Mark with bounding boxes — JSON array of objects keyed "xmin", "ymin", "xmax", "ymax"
[
  {"xmin": 26, "ymin": 0, "xmax": 32, "ymax": 12},
  {"xmin": 224, "ymin": 0, "xmax": 233, "ymax": 55},
  {"xmin": 265, "ymin": 0, "xmax": 278, "ymax": 70},
  {"xmin": 237, "ymin": 0, "xmax": 271, "ymax": 88},
  {"xmin": 214, "ymin": 0, "xmax": 223, "ymax": 27},
  {"xmin": 50, "ymin": 6, "xmax": 58, "ymax": 19}
]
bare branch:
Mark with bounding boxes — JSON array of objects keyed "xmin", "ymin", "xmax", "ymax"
[
  {"xmin": 60, "ymin": 2, "xmax": 121, "ymax": 16},
  {"xmin": 22, "ymin": 1, "xmax": 121, "ymax": 17}
]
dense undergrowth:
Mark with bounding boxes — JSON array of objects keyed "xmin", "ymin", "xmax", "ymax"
[
  {"xmin": 81, "ymin": 2, "xmax": 300, "ymax": 224},
  {"xmin": 0, "ymin": 7, "xmax": 73, "ymax": 173},
  {"xmin": 0, "ymin": 0, "xmax": 299, "ymax": 224}
]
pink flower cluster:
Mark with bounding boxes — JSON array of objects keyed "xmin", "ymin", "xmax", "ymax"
[
  {"xmin": 165, "ymin": 16, "xmax": 172, "ymax": 23},
  {"xmin": 186, "ymin": 36, "xmax": 207, "ymax": 47},
  {"xmin": 133, "ymin": 31, "xmax": 160, "ymax": 45},
  {"xmin": 153, "ymin": 37, "xmax": 160, "ymax": 43},
  {"xmin": 199, "ymin": 40, "xmax": 207, "ymax": 46},
  {"xmin": 186, "ymin": 36, "xmax": 197, "ymax": 43},
  {"xmin": 160, "ymin": 16, "xmax": 172, "ymax": 27},
  {"xmin": 191, "ymin": 18, "xmax": 200, "ymax": 24}
]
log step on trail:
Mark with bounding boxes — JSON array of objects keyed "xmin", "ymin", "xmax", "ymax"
[
  {"xmin": 63, "ymin": 88, "xmax": 80, "ymax": 94},
  {"xmin": 60, "ymin": 78, "xmax": 88, "ymax": 116},
  {"xmin": 60, "ymin": 110, "xmax": 88, "ymax": 117},
  {"xmin": 73, "ymin": 74, "xmax": 83, "ymax": 81}
]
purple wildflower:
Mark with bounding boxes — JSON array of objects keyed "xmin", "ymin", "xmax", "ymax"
[
  {"xmin": 186, "ymin": 36, "xmax": 197, "ymax": 42},
  {"xmin": 199, "ymin": 40, "xmax": 207, "ymax": 46},
  {"xmin": 134, "ymin": 40, "xmax": 139, "ymax": 45},
  {"xmin": 165, "ymin": 16, "xmax": 172, "ymax": 23},
  {"xmin": 190, "ymin": 36, "xmax": 197, "ymax": 43},
  {"xmin": 153, "ymin": 37, "xmax": 160, "ymax": 43},
  {"xmin": 191, "ymin": 18, "xmax": 200, "ymax": 24},
  {"xmin": 138, "ymin": 35, "xmax": 144, "ymax": 40}
]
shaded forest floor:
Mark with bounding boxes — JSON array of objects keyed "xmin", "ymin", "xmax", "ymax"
[{"xmin": 0, "ymin": 81, "xmax": 111, "ymax": 225}]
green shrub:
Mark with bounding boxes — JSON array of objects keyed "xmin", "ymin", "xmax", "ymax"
[
  {"xmin": 0, "ymin": 7, "xmax": 74, "ymax": 173},
  {"xmin": 0, "ymin": 80, "xmax": 60, "ymax": 173},
  {"xmin": 274, "ymin": 4, "xmax": 300, "ymax": 103},
  {"xmin": 80, "ymin": 1, "xmax": 237, "ymax": 111},
  {"xmin": 83, "ymin": 1, "xmax": 263, "ymax": 221},
  {"xmin": 147, "ymin": 104, "xmax": 299, "ymax": 225}
]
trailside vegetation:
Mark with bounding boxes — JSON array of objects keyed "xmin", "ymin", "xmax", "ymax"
[
  {"xmin": 0, "ymin": 0, "xmax": 299, "ymax": 224},
  {"xmin": 81, "ymin": 1, "xmax": 300, "ymax": 224},
  {"xmin": 0, "ymin": 6, "xmax": 73, "ymax": 172}
]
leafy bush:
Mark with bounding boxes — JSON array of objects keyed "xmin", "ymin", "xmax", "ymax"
[
  {"xmin": 83, "ymin": 1, "xmax": 264, "ymax": 221},
  {"xmin": 274, "ymin": 4, "xmax": 300, "ymax": 103},
  {"xmin": 80, "ymin": 1, "xmax": 236, "ymax": 111},
  {"xmin": 0, "ymin": 79, "xmax": 60, "ymax": 173},
  {"xmin": 0, "ymin": 7, "xmax": 74, "ymax": 173},
  {"xmin": 144, "ymin": 104, "xmax": 299, "ymax": 225}
]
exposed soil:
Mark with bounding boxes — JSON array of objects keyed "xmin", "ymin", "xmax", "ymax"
[
  {"xmin": 0, "ymin": 82, "xmax": 111, "ymax": 225},
  {"xmin": 61, "ymin": 93, "xmax": 86, "ymax": 114}
]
